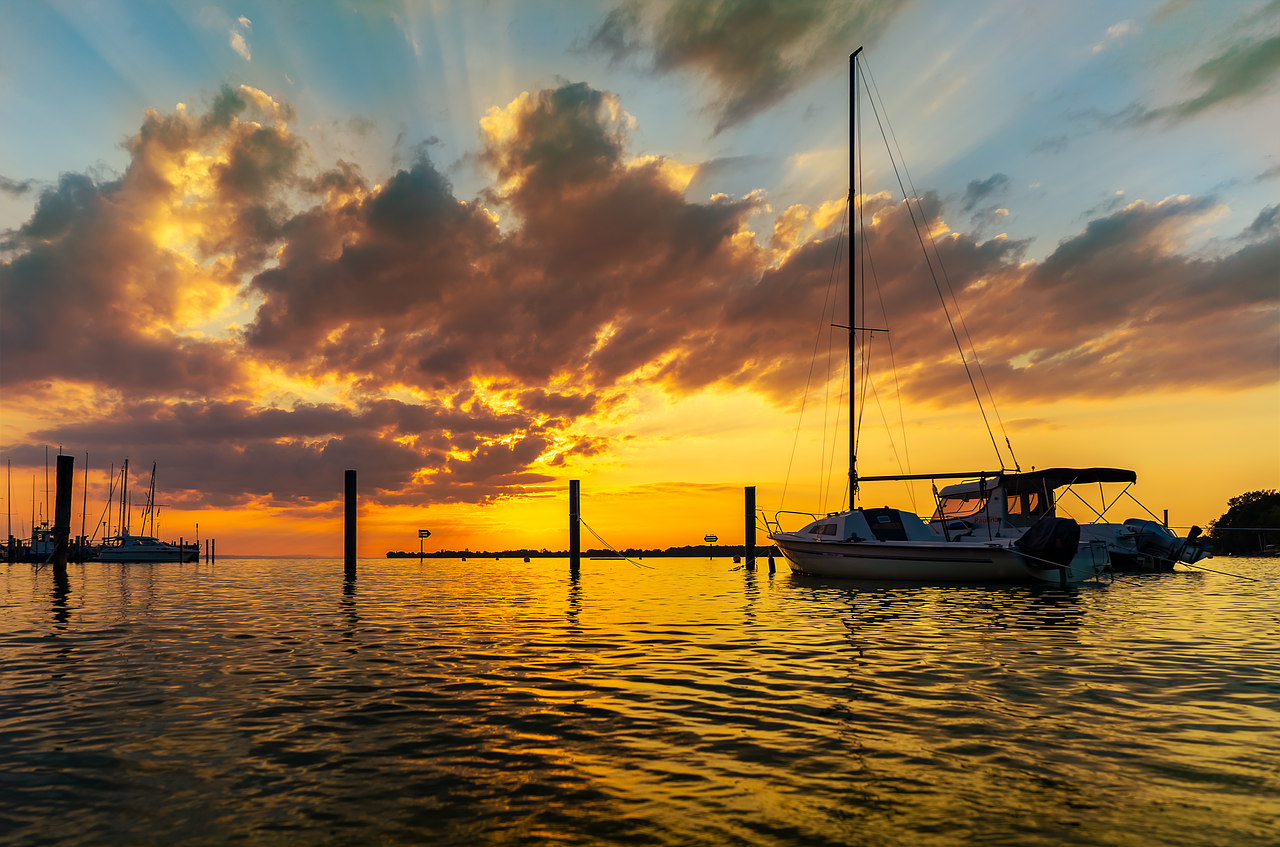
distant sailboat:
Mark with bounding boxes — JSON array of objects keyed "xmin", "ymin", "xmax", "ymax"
[{"xmin": 98, "ymin": 461, "xmax": 198, "ymax": 563}]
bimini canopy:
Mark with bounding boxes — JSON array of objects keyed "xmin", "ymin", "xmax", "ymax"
[
  {"xmin": 1001, "ymin": 467, "xmax": 1136, "ymax": 490},
  {"xmin": 935, "ymin": 467, "xmax": 1138, "ymax": 498}
]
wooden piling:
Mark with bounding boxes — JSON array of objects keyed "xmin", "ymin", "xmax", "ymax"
[
  {"xmin": 344, "ymin": 469, "xmax": 357, "ymax": 575},
  {"xmin": 211, "ymin": 538, "xmax": 215, "ymax": 563},
  {"xmin": 52, "ymin": 454, "xmax": 74, "ymax": 574},
  {"xmin": 569, "ymin": 480, "xmax": 580, "ymax": 569},
  {"xmin": 744, "ymin": 486, "xmax": 756, "ymax": 569}
]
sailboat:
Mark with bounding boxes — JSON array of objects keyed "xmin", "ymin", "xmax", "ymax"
[
  {"xmin": 98, "ymin": 460, "xmax": 199, "ymax": 563},
  {"xmin": 768, "ymin": 49, "xmax": 1111, "ymax": 583}
]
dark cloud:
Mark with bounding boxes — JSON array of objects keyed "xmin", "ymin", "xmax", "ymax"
[
  {"xmin": 0, "ymin": 176, "xmax": 36, "ymax": 196},
  {"xmin": 1242, "ymin": 203, "xmax": 1280, "ymax": 240},
  {"xmin": 1120, "ymin": 34, "xmax": 1280, "ymax": 126},
  {"xmin": 581, "ymin": 0, "xmax": 645, "ymax": 65},
  {"xmin": 583, "ymin": 0, "xmax": 904, "ymax": 134},
  {"xmin": 961, "ymin": 174, "xmax": 1011, "ymax": 212},
  {"xmin": 3, "ymin": 79, "xmax": 1275, "ymax": 514},
  {"xmin": 899, "ymin": 196, "xmax": 1278, "ymax": 405},
  {"xmin": 1255, "ymin": 163, "xmax": 1280, "ymax": 183}
]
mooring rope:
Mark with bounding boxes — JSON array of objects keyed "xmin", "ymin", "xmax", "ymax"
[{"xmin": 578, "ymin": 517, "xmax": 653, "ymax": 569}]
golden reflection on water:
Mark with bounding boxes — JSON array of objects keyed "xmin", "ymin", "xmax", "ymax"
[{"xmin": 0, "ymin": 556, "xmax": 1277, "ymax": 845}]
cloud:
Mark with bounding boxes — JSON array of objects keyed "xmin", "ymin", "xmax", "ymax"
[
  {"xmin": 1120, "ymin": 34, "xmax": 1280, "ymax": 125},
  {"xmin": 1, "ymin": 176, "xmax": 36, "ymax": 196},
  {"xmin": 962, "ymin": 174, "xmax": 1012, "ymax": 212},
  {"xmin": 582, "ymin": 0, "xmax": 905, "ymax": 134},
  {"xmin": 1254, "ymin": 163, "xmax": 1280, "ymax": 183},
  {"xmin": 3, "ymin": 81, "xmax": 1275, "ymax": 512},
  {"xmin": 1093, "ymin": 20, "xmax": 1138, "ymax": 53},
  {"xmin": 230, "ymin": 15, "xmax": 251, "ymax": 61},
  {"xmin": 1242, "ymin": 203, "xmax": 1280, "ymax": 240}
]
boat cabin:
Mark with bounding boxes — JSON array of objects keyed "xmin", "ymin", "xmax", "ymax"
[
  {"xmin": 929, "ymin": 467, "xmax": 1137, "ymax": 536},
  {"xmin": 799, "ymin": 508, "xmax": 936, "ymax": 543}
]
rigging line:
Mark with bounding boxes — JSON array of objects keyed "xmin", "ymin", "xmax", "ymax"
[
  {"xmin": 868, "ymin": 372, "xmax": 914, "ymax": 506},
  {"xmin": 856, "ymin": 62, "xmax": 1005, "ymax": 470},
  {"xmin": 1062, "ymin": 486, "xmax": 1106, "ymax": 521},
  {"xmin": 1177, "ymin": 561, "xmax": 1261, "ymax": 582},
  {"xmin": 821, "ymin": 258, "xmax": 840, "ymax": 513},
  {"xmin": 824, "ymin": 346, "xmax": 851, "ymax": 510},
  {"xmin": 1120, "ymin": 489, "xmax": 1167, "ymax": 524},
  {"xmin": 861, "ymin": 59, "xmax": 1017, "ymax": 468},
  {"xmin": 862, "ymin": 222, "xmax": 915, "ymax": 509},
  {"xmin": 780, "ymin": 202, "xmax": 849, "ymax": 509},
  {"xmin": 821, "ymin": 207, "xmax": 849, "ymax": 513},
  {"xmin": 578, "ymin": 516, "xmax": 653, "ymax": 569}
]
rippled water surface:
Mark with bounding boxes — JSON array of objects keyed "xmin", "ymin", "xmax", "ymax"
[{"xmin": 2, "ymin": 556, "xmax": 1277, "ymax": 846}]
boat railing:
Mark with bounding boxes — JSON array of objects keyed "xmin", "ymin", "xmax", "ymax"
[{"xmin": 766, "ymin": 510, "xmax": 819, "ymax": 535}]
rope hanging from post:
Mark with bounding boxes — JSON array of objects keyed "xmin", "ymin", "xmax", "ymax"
[{"xmin": 578, "ymin": 517, "xmax": 653, "ymax": 569}]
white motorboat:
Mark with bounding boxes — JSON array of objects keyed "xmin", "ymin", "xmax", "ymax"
[
  {"xmin": 768, "ymin": 49, "xmax": 1105, "ymax": 584},
  {"xmin": 930, "ymin": 467, "xmax": 1211, "ymax": 571}
]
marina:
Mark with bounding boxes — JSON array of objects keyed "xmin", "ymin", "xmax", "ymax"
[
  {"xmin": 2, "ymin": 554, "xmax": 1276, "ymax": 846},
  {"xmin": 1, "ymin": 6, "xmax": 1276, "ymax": 847}
]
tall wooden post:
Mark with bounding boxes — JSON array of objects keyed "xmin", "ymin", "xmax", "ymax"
[
  {"xmin": 344, "ymin": 470, "xmax": 357, "ymax": 576},
  {"xmin": 52, "ymin": 455, "xmax": 74, "ymax": 574},
  {"xmin": 744, "ymin": 486, "xmax": 756, "ymax": 569},
  {"xmin": 569, "ymin": 480, "xmax": 580, "ymax": 569}
]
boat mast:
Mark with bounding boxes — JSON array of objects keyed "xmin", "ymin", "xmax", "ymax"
[
  {"xmin": 118, "ymin": 459, "xmax": 129, "ymax": 537},
  {"xmin": 849, "ymin": 47, "xmax": 862, "ymax": 511},
  {"xmin": 144, "ymin": 462, "xmax": 156, "ymax": 537}
]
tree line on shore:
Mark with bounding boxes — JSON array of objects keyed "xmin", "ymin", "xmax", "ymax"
[{"xmin": 1206, "ymin": 490, "xmax": 1279, "ymax": 555}]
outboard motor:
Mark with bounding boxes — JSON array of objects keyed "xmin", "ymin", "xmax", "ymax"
[{"xmin": 1014, "ymin": 516, "xmax": 1081, "ymax": 569}]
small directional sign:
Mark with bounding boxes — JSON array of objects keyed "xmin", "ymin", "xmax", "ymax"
[
  {"xmin": 419, "ymin": 529, "xmax": 431, "ymax": 538},
  {"xmin": 704, "ymin": 534, "xmax": 718, "ymax": 543}
]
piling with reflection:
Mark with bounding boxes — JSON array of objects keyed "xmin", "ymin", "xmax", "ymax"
[
  {"xmin": 52, "ymin": 455, "xmax": 74, "ymax": 574},
  {"xmin": 345, "ymin": 470, "xmax": 357, "ymax": 576},
  {"xmin": 569, "ymin": 480, "xmax": 580, "ymax": 569},
  {"xmin": 744, "ymin": 486, "xmax": 756, "ymax": 569}
]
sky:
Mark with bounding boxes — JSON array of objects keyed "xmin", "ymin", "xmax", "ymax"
[{"xmin": 1, "ymin": 0, "xmax": 1277, "ymax": 556}]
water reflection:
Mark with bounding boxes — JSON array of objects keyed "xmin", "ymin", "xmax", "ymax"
[
  {"xmin": 566, "ymin": 564, "xmax": 582, "ymax": 632},
  {"xmin": 50, "ymin": 569, "xmax": 71, "ymax": 630},
  {"xmin": 340, "ymin": 572, "xmax": 359, "ymax": 644},
  {"xmin": 0, "ymin": 556, "xmax": 1274, "ymax": 847}
]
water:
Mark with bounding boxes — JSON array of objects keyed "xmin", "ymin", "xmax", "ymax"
[{"xmin": 2, "ymin": 556, "xmax": 1277, "ymax": 846}]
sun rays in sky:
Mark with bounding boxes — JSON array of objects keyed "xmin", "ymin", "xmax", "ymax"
[{"xmin": 1, "ymin": 1, "xmax": 1277, "ymax": 555}]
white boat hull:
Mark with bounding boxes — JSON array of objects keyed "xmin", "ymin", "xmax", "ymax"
[
  {"xmin": 98, "ymin": 536, "xmax": 199, "ymax": 563},
  {"xmin": 772, "ymin": 535, "xmax": 1105, "ymax": 583},
  {"xmin": 98, "ymin": 550, "xmax": 198, "ymax": 563}
]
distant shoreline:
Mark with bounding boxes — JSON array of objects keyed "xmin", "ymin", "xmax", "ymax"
[{"xmin": 386, "ymin": 545, "xmax": 780, "ymax": 559}]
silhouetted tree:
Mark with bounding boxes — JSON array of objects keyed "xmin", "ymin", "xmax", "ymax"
[{"xmin": 1207, "ymin": 490, "xmax": 1280, "ymax": 555}]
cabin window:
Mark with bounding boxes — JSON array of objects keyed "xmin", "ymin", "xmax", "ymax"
[
  {"xmin": 809, "ymin": 523, "xmax": 838, "ymax": 535},
  {"xmin": 1006, "ymin": 493, "xmax": 1044, "ymax": 518},
  {"xmin": 930, "ymin": 495, "xmax": 989, "ymax": 522}
]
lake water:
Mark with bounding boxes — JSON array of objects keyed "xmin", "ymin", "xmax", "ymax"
[{"xmin": 1, "ymin": 556, "xmax": 1277, "ymax": 846}]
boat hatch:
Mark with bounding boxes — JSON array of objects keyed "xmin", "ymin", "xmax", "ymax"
[{"xmin": 862, "ymin": 508, "xmax": 908, "ymax": 541}]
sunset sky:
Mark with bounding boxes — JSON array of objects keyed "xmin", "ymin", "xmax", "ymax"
[{"xmin": 2, "ymin": 0, "xmax": 1277, "ymax": 556}]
